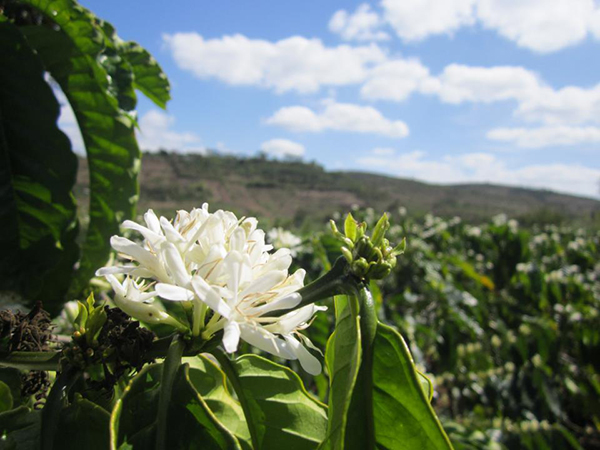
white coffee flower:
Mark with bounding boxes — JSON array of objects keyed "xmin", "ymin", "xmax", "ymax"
[
  {"xmin": 267, "ymin": 227, "xmax": 303, "ymax": 256},
  {"xmin": 98, "ymin": 204, "xmax": 325, "ymax": 374}
]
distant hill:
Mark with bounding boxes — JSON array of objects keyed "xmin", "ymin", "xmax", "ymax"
[{"xmin": 75, "ymin": 152, "xmax": 600, "ymax": 227}]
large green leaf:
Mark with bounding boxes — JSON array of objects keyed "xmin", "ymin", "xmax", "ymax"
[
  {"xmin": 120, "ymin": 41, "xmax": 171, "ymax": 109},
  {"xmin": 53, "ymin": 395, "xmax": 111, "ymax": 450},
  {"xmin": 215, "ymin": 352, "xmax": 328, "ymax": 450},
  {"xmin": 0, "ymin": 20, "xmax": 78, "ymax": 309},
  {"xmin": 187, "ymin": 356, "xmax": 252, "ymax": 449},
  {"xmin": 20, "ymin": 0, "xmax": 144, "ymax": 296},
  {"xmin": 321, "ymin": 295, "xmax": 364, "ymax": 450},
  {"xmin": 373, "ymin": 323, "xmax": 453, "ymax": 450},
  {"xmin": 110, "ymin": 363, "xmax": 240, "ymax": 450},
  {"xmin": 322, "ymin": 294, "xmax": 453, "ymax": 450},
  {"xmin": 0, "ymin": 406, "xmax": 41, "ymax": 450}
]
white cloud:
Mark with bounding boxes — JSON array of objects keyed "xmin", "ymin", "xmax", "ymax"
[
  {"xmin": 515, "ymin": 84, "xmax": 600, "ymax": 125},
  {"xmin": 377, "ymin": 0, "xmax": 600, "ymax": 53},
  {"xmin": 260, "ymin": 138, "xmax": 306, "ymax": 158},
  {"xmin": 476, "ymin": 0, "xmax": 595, "ymax": 53},
  {"xmin": 381, "ymin": 0, "xmax": 476, "ymax": 41},
  {"xmin": 358, "ymin": 150, "xmax": 600, "ymax": 198},
  {"xmin": 329, "ymin": 4, "xmax": 390, "ymax": 41},
  {"xmin": 435, "ymin": 64, "xmax": 543, "ymax": 104},
  {"xmin": 371, "ymin": 147, "xmax": 396, "ymax": 155},
  {"xmin": 360, "ymin": 59, "xmax": 438, "ymax": 101},
  {"xmin": 487, "ymin": 125, "xmax": 600, "ymax": 148},
  {"xmin": 163, "ymin": 33, "xmax": 386, "ymax": 94},
  {"xmin": 137, "ymin": 110, "xmax": 205, "ymax": 153},
  {"xmin": 266, "ymin": 100, "xmax": 409, "ymax": 138}
]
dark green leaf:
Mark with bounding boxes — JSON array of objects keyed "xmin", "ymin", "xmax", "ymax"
[
  {"xmin": 186, "ymin": 356, "xmax": 252, "ymax": 449},
  {"xmin": 119, "ymin": 41, "xmax": 171, "ymax": 109},
  {"xmin": 0, "ymin": 406, "xmax": 41, "ymax": 450},
  {"xmin": 372, "ymin": 323, "xmax": 453, "ymax": 450},
  {"xmin": 0, "ymin": 21, "xmax": 78, "ymax": 310},
  {"xmin": 53, "ymin": 395, "xmax": 110, "ymax": 450},
  {"xmin": 110, "ymin": 363, "xmax": 240, "ymax": 450},
  {"xmin": 215, "ymin": 352, "xmax": 328, "ymax": 450},
  {"xmin": 321, "ymin": 295, "xmax": 364, "ymax": 450},
  {"xmin": 20, "ymin": 0, "xmax": 143, "ymax": 296},
  {"xmin": 0, "ymin": 381, "xmax": 13, "ymax": 413}
]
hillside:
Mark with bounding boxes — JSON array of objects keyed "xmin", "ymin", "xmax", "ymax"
[{"xmin": 75, "ymin": 152, "xmax": 600, "ymax": 227}]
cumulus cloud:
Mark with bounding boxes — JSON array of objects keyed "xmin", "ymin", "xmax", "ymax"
[
  {"xmin": 266, "ymin": 100, "xmax": 409, "ymax": 138},
  {"xmin": 358, "ymin": 150, "xmax": 600, "ymax": 198},
  {"xmin": 260, "ymin": 138, "xmax": 306, "ymax": 158},
  {"xmin": 435, "ymin": 64, "xmax": 543, "ymax": 104},
  {"xmin": 487, "ymin": 126, "xmax": 600, "ymax": 148},
  {"xmin": 381, "ymin": 0, "xmax": 476, "ymax": 42},
  {"xmin": 360, "ymin": 59, "xmax": 438, "ymax": 101},
  {"xmin": 137, "ymin": 110, "xmax": 205, "ymax": 153},
  {"xmin": 336, "ymin": 0, "xmax": 600, "ymax": 53},
  {"xmin": 163, "ymin": 32, "xmax": 386, "ymax": 94},
  {"xmin": 475, "ymin": 0, "xmax": 595, "ymax": 53},
  {"xmin": 515, "ymin": 84, "xmax": 600, "ymax": 125},
  {"xmin": 329, "ymin": 4, "xmax": 390, "ymax": 41}
]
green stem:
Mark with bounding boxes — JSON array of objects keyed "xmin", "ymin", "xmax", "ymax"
[
  {"xmin": 155, "ymin": 334, "xmax": 185, "ymax": 450},
  {"xmin": 356, "ymin": 283, "xmax": 377, "ymax": 450},
  {"xmin": 267, "ymin": 257, "xmax": 351, "ymax": 317},
  {"xmin": 40, "ymin": 366, "xmax": 81, "ymax": 450},
  {"xmin": 0, "ymin": 351, "xmax": 61, "ymax": 371}
]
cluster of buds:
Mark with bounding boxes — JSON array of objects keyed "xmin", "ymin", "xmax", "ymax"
[
  {"xmin": 62, "ymin": 294, "xmax": 155, "ymax": 387},
  {"xmin": 331, "ymin": 212, "xmax": 406, "ymax": 280}
]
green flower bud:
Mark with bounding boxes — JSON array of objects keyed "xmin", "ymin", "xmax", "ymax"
[{"xmin": 351, "ymin": 257, "xmax": 370, "ymax": 278}]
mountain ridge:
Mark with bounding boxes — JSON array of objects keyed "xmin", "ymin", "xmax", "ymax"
[{"xmin": 75, "ymin": 152, "xmax": 600, "ymax": 226}]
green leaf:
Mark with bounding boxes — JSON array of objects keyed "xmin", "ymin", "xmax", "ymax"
[
  {"xmin": 344, "ymin": 213, "xmax": 358, "ymax": 243},
  {"xmin": 0, "ymin": 21, "xmax": 78, "ymax": 310},
  {"xmin": 0, "ymin": 381, "xmax": 13, "ymax": 413},
  {"xmin": 119, "ymin": 41, "xmax": 171, "ymax": 109},
  {"xmin": 0, "ymin": 369, "xmax": 24, "ymax": 407},
  {"xmin": 371, "ymin": 213, "xmax": 389, "ymax": 247},
  {"xmin": 110, "ymin": 363, "xmax": 240, "ymax": 450},
  {"xmin": 19, "ymin": 0, "xmax": 143, "ymax": 295},
  {"xmin": 53, "ymin": 395, "xmax": 111, "ymax": 450},
  {"xmin": 372, "ymin": 323, "xmax": 453, "ymax": 450},
  {"xmin": 0, "ymin": 406, "xmax": 41, "ymax": 450},
  {"xmin": 215, "ymin": 352, "xmax": 328, "ymax": 450},
  {"xmin": 321, "ymin": 295, "xmax": 364, "ymax": 450},
  {"xmin": 187, "ymin": 356, "xmax": 252, "ymax": 449}
]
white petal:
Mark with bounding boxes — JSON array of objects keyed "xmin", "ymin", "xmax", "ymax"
[
  {"xmin": 239, "ymin": 271, "xmax": 287, "ymax": 299},
  {"xmin": 162, "ymin": 243, "xmax": 191, "ymax": 286},
  {"xmin": 191, "ymin": 277, "xmax": 232, "ymax": 318},
  {"xmin": 247, "ymin": 293, "xmax": 302, "ymax": 317},
  {"xmin": 160, "ymin": 216, "xmax": 185, "ymax": 244},
  {"xmin": 239, "ymin": 325, "xmax": 294, "ymax": 360},
  {"xmin": 223, "ymin": 321, "xmax": 241, "ymax": 353},
  {"xmin": 156, "ymin": 283, "xmax": 195, "ymax": 301},
  {"xmin": 105, "ymin": 274, "xmax": 126, "ymax": 296},
  {"xmin": 121, "ymin": 220, "xmax": 165, "ymax": 246},
  {"xmin": 194, "ymin": 244, "xmax": 226, "ymax": 280},
  {"xmin": 224, "ymin": 251, "xmax": 244, "ymax": 301},
  {"xmin": 144, "ymin": 209, "xmax": 161, "ymax": 234},
  {"xmin": 96, "ymin": 265, "xmax": 137, "ymax": 276},
  {"xmin": 184, "ymin": 214, "xmax": 218, "ymax": 252},
  {"xmin": 229, "ymin": 227, "xmax": 246, "ymax": 253},
  {"xmin": 284, "ymin": 335, "xmax": 322, "ymax": 375},
  {"xmin": 110, "ymin": 236, "xmax": 167, "ymax": 280},
  {"xmin": 274, "ymin": 304, "xmax": 326, "ymax": 334}
]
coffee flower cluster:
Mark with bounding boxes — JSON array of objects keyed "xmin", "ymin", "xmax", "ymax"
[{"xmin": 97, "ymin": 204, "xmax": 324, "ymax": 374}]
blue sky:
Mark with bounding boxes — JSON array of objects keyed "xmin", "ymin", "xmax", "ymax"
[{"xmin": 64, "ymin": 0, "xmax": 600, "ymax": 199}]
